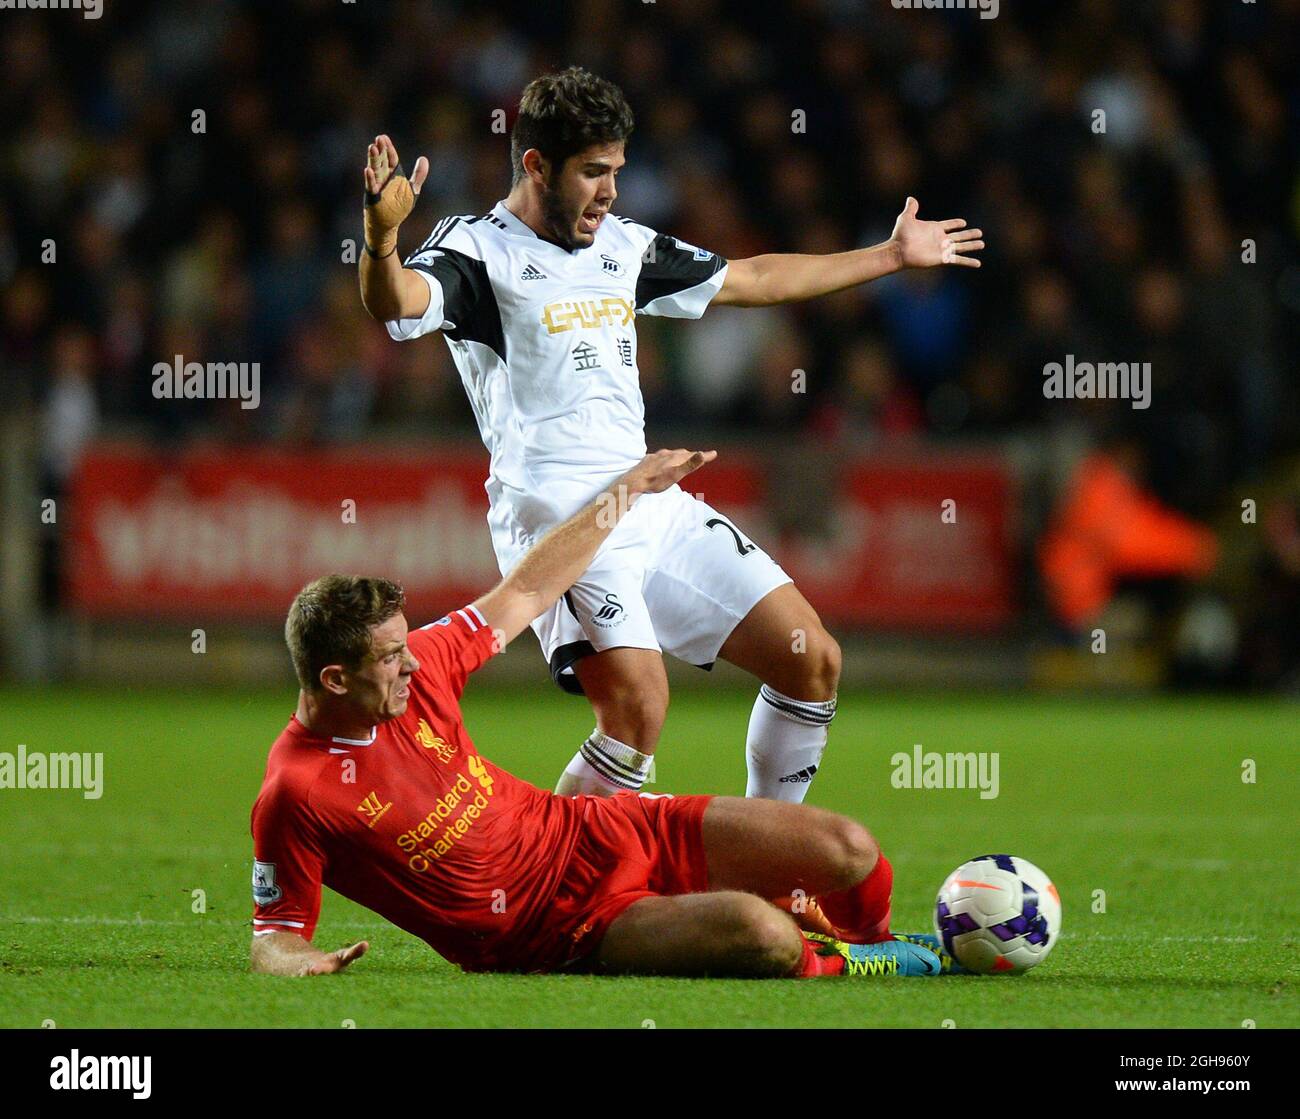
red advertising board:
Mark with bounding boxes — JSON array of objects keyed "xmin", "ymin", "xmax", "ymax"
[
  {"xmin": 786, "ymin": 457, "xmax": 1015, "ymax": 628},
  {"xmin": 66, "ymin": 444, "xmax": 1014, "ymax": 629},
  {"xmin": 65, "ymin": 444, "xmax": 499, "ymax": 622},
  {"xmin": 682, "ymin": 454, "xmax": 1016, "ymax": 630}
]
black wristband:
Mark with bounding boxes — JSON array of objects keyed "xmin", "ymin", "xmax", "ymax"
[{"xmin": 364, "ymin": 240, "xmax": 397, "ymax": 260}]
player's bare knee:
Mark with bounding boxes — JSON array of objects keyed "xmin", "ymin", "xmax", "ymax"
[
  {"xmin": 752, "ymin": 910, "xmax": 804, "ymax": 976},
  {"xmin": 777, "ymin": 625, "xmax": 840, "ymax": 701},
  {"xmin": 723, "ymin": 894, "xmax": 802, "ymax": 975},
  {"xmin": 805, "ymin": 629, "xmax": 842, "ymax": 699},
  {"xmin": 826, "ymin": 819, "xmax": 878, "ymax": 889}
]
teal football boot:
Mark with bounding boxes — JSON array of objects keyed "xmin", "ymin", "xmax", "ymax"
[{"xmin": 804, "ymin": 932, "xmax": 941, "ymax": 977}]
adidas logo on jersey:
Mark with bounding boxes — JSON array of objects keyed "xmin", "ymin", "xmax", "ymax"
[
  {"xmin": 779, "ymin": 765, "xmax": 818, "ymax": 783},
  {"xmin": 520, "ymin": 264, "xmax": 548, "ymax": 280}
]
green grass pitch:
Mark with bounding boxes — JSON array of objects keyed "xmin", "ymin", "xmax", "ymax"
[{"xmin": 0, "ymin": 684, "xmax": 1296, "ymax": 1028}]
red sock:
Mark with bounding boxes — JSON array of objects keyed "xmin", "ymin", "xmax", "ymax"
[
  {"xmin": 796, "ymin": 935, "xmax": 846, "ymax": 977},
  {"xmin": 818, "ymin": 853, "xmax": 893, "ymax": 943}
]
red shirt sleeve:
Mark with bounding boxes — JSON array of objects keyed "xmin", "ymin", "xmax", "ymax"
[
  {"xmin": 409, "ymin": 604, "xmax": 499, "ymax": 699},
  {"xmin": 250, "ymin": 779, "xmax": 326, "ymax": 942}
]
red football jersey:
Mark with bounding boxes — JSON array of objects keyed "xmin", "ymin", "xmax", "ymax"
[{"xmin": 250, "ymin": 605, "xmax": 590, "ymax": 972}]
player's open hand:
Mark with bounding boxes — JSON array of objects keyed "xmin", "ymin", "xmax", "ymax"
[
  {"xmin": 889, "ymin": 196, "xmax": 984, "ymax": 269},
  {"xmin": 302, "ymin": 939, "xmax": 369, "ymax": 976},
  {"xmin": 363, "ymin": 134, "xmax": 429, "ymax": 257},
  {"xmin": 623, "ymin": 449, "xmax": 718, "ymax": 497}
]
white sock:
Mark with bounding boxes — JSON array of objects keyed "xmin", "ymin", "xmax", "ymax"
[
  {"xmin": 554, "ymin": 730, "xmax": 654, "ymax": 796},
  {"xmin": 745, "ymin": 685, "xmax": 836, "ymax": 802}
]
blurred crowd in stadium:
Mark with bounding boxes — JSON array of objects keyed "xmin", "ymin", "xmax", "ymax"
[{"xmin": 2, "ymin": 0, "xmax": 1297, "ymax": 686}]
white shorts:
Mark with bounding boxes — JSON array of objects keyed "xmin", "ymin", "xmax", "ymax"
[{"xmin": 490, "ymin": 484, "xmax": 793, "ymax": 695}]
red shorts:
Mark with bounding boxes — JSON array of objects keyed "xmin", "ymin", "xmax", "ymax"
[{"xmin": 536, "ymin": 791, "xmax": 714, "ymax": 972}]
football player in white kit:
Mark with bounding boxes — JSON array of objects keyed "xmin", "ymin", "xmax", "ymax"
[{"xmin": 359, "ymin": 67, "xmax": 983, "ymax": 804}]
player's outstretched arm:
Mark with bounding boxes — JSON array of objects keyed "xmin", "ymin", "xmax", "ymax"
[
  {"xmin": 474, "ymin": 449, "xmax": 717, "ymax": 648},
  {"xmin": 250, "ymin": 930, "xmax": 369, "ymax": 977},
  {"xmin": 358, "ymin": 133, "xmax": 434, "ymax": 323},
  {"xmin": 713, "ymin": 196, "xmax": 983, "ymax": 307}
]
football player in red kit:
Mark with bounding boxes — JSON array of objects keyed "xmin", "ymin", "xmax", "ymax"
[{"xmin": 250, "ymin": 449, "xmax": 947, "ymax": 979}]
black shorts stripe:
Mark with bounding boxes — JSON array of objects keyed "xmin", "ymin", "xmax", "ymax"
[{"xmin": 549, "ymin": 640, "xmax": 596, "ymax": 695}]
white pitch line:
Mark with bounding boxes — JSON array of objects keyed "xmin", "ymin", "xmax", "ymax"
[
  {"xmin": 0, "ymin": 916, "xmax": 1262, "ymax": 944},
  {"xmin": 1064, "ymin": 933, "xmax": 1259, "ymax": 943},
  {"xmin": 0, "ymin": 914, "xmax": 376, "ymax": 930}
]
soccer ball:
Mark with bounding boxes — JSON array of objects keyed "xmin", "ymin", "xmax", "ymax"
[{"xmin": 935, "ymin": 854, "xmax": 1062, "ymax": 974}]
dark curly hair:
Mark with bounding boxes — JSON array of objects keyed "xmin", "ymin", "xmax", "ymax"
[
  {"xmin": 285, "ymin": 574, "xmax": 406, "ymax": 690},
  {"xmin": 511, "ymin": 66, "xmax": 634, "ymax": 186}
]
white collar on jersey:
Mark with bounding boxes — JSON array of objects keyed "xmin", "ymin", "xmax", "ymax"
[
  {"xmin": 328, "ymin": 726, "xmax": 377, "ymax": 749},
  {"xmin": 492, "ymin": 199, "xmax": 536, "ymax": 239},
  {"xmin": 492, "ymin": 199, "xmax": 585, "ymax": 253}
]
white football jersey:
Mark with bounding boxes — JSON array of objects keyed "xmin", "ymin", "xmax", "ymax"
[{"xmin": 385, "ymin": 200, "xmax": 729, "ymax": 519}]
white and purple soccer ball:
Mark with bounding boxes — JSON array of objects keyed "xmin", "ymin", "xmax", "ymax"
[{"xmin": 935, "ymin": 855, "xmax": 1062, "ymax": 974}]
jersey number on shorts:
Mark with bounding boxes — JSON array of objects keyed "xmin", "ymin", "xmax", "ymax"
[{"xmin": 705, "ymin": 517, "xmax": 756, "ymax": 556}]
